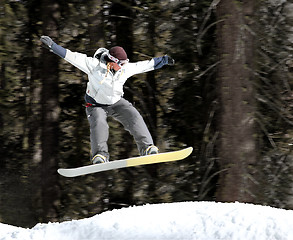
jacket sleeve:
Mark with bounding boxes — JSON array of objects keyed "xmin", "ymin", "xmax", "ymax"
[
  {"xmin": 49, "ymin": 41, "xmax": 97, "ymax": 74},
  {"xmin": 64, "ymin": 49, "xmax": 98, "ymax": 75},
  {"xmin": 125, "ymin": 56, "xmax": 170, "ymax": 77}
]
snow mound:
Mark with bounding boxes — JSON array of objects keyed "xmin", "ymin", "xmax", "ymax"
[{"xmin": 1, "ymin": 201, "xmax": 293, "ymax": 240}]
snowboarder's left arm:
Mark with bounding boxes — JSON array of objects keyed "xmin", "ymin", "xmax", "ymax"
[{"xmin": 125, "ymin": 55, "xmax": 175, "ymax": 77}]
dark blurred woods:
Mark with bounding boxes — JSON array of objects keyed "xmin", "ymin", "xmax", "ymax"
[{"xmin": 0, "ymin": 0, "xmax": 293, "ymax": 227}]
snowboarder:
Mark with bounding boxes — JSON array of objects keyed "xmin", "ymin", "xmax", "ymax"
[{"xmin": 40, "ymin": 36, "xmax": 175, "ymax": 164}]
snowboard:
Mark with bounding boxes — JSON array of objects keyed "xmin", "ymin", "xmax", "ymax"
[{"xmin": 58, "ymin": 147, "xmax": 193, "ymax": 177}]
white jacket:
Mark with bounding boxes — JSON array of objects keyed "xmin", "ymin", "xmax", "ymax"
[{"xmin": 64, "ymin": 48, "xmax": 158, "ymax": 105}]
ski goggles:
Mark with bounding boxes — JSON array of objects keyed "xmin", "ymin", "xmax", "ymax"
[{"xmin": 107, "ymin": 53, "xmax": 129, "ymax": 66}]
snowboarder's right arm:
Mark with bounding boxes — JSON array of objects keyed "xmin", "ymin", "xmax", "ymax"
[{"xmin": 40, "ymin": 36, "xmax": 96, "ymax": 75}]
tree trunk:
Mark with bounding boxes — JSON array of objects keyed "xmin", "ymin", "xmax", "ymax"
[
  {"xmin": 88, "ymin": 0, "xmax": 104, "ymax": 51},
  {"xmin": 40, "ymin": 0, "xmax": 61, "ymax": 222},
  {"xmin": 216, "ymin": 0, "xmax": 258, "ymax": 202}
]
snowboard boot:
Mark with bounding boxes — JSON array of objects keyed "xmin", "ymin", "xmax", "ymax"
[
  {"xmin": 92, "ymin": 154, "xmax": 108, "ymax": 164},
  {"xmin": 143, "ymin": 145, "xmax": 159, "ymax": 155}
]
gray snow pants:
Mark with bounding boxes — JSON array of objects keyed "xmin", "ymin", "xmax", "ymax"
[{"xmin": 86, "ymin": 98, "xmax": 154, "ymax": 160}]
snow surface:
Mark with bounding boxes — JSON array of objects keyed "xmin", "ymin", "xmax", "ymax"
[{"xmin": 1, "ymin": 201, "xmax": 293, "ymax": 240}]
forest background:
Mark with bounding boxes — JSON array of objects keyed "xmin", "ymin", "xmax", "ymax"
[{"xmin": 0, "ymin": 0, "xmax": 293, "ymax": 228}]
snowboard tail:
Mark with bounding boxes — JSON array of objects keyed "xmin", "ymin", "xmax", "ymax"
[{"xmin": 58, "ymin": 147, "xmax": 193, "ymax": 177}]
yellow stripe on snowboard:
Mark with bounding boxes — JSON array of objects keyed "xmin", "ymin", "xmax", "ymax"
[{"xmin": 126, "ymin": 147, "xmax": 193, "ymax": 167}]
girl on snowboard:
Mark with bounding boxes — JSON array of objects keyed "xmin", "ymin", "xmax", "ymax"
[{"xmin": 40, "ymin": 36, "xmax": 175, "ymax": 164}]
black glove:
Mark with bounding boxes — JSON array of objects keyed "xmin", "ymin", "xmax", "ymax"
[
  {"xmin": 40, "ymin": 36, "xmax": 54, "ymax": 49},
  {"xmin": 166, "ymin": 55, "xmax": 175, "ymax": 65}
]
